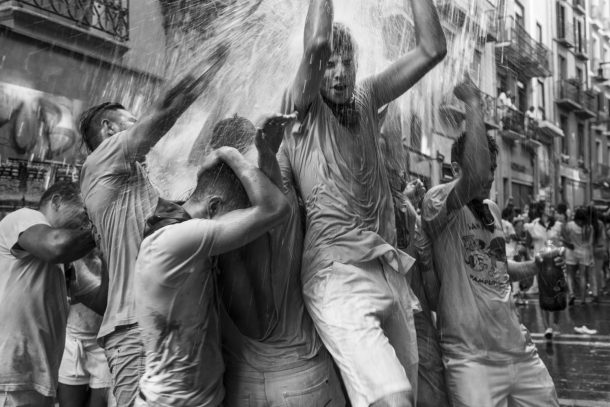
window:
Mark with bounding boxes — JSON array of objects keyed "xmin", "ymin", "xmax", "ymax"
[
  {"xmin": 537, "ymin": 80, "xmax": 546, "ymax": 119},
  {"xmin": 556, "ymin": 3, "xmax": 565, "ymax": 38},
  {"xmin": 607, "ymin": 141, "xmax": 610, "ymax": 166},
  {"xmin": 577, "ymin": 122, "xmax": 585, "ymax": 160},
  {"xmin": 575, "ymin": 18, "xmax": 585, "ymax": 53},
  {"xmin": 516, "ymin": 1, "xmax": 525, "ymax": 26},
  {"xmin": 596, "ymin": 139, "xmax": 603, "ymax": 164},
  {"xmin": 559, "ymin": 54, "xmax": 567, "ymax": 79},
  {"xmin": 561, "ymin": 115, "xmax": 569, "ymax": 154},
  {"xmin": 576, "ymin": 67, "xmax": 583, "ymax": 83},
  {"xmin": 536, "ymin": 22, "xmax": 543, "ymax": 43}
]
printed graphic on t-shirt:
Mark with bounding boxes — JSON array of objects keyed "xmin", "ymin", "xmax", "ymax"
[{"xmin": 461, "ymin": 222, "xmax": 510, "ymax": 294}]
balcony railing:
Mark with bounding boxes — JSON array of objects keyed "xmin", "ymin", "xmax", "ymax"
[
  {"xmin": 500, "ymin": 107, "xmax": 525, "ymax": 137},
  {"xmin": 573, "ymin": 0, "xmax": 586, "ymax": 13},
  {"xmin": 556, "ymin": 20, "xmax": 575, "ymax": 48},
  {"xmin": 578, "ymin": 88, "xmax": 598, "ymax": 118},
  {"xmin": 556, "ymin": 79, "xmax": 583, "ymax": 111},
  {"xmin": 13, "ymin": 0, "xmax": 129, "ymax": 41},
  {"xmin": 495, "ymin": 16, "xmax": 552, "ymax": 79}
]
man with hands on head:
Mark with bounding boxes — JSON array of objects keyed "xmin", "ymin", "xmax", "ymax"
[{"xmin": 134, "ymin": 130, "xmax": 290, "ymax": 406}]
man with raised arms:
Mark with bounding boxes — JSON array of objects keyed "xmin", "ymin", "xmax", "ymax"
[
  {"xmin": 421, "ymin": 78, "xmax": 559, "ymax": 406},
  {"xmin": 79, "ymin": 47, "xmax": 225, "ymax": 406},
  {"xmin": 281, "ymin": 0, "xmax": 446, "ymax": 406}
]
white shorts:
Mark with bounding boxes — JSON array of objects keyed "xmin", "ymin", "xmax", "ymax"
[
  {"xmin": 444, "ymin": 354, "xmax": 558, "ymax": 407},
  {"xmin": 565, "ymin": 248, "xmax": 593, "ymax": 267},
  {"xmin": 58, "ymin": 334, "xmax": 112, "ymax": 389},
  {"xmin": 302, "ymin": 260, "xmax": 418, "ymax": 407}
]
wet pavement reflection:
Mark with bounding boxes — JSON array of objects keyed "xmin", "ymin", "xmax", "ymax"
[{"xmin": 518, "ymin": 296, "xmax": 610, "ymax": 406}]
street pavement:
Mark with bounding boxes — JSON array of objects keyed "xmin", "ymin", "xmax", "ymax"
[{"xmin": 518, "ymin": 295, "xmax": 610, "ymax": 407}]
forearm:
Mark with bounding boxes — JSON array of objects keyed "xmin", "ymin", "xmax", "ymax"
[
  {"xmin": 258, "ymin": 149, "xmax": 283, "ymax": 189},
  {"xmin": 507, "ymin": 260, "xmax": 538, "ymax": 282},
  {"xmin": 51, "ymin": 228, "xmax": 95, "ymax": 264},
  {"xmin": 219, "ymin": 149, "xmax": 283, "ymax": 210},
  {"xmin": 461, "ymin": 96, "xmax": 490, "ymax": 187},
  {"xmin": 410, "ymin": 0, "xmax": 447, "ymax": 59},
  {"xmin": 304, "ymin": 0, "xmax": 333, "ymax": 49}
]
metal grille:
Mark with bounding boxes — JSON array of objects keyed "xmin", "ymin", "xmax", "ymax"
[{"xmin": 16, "ymin": 0, "xmax": 129, "ymax": 41}]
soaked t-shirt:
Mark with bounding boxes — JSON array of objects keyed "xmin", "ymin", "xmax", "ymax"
[
  {"xmin": 564, "ymin": 221, "xmax": 594, "ymax": 265},
  {"xmin": 220, "ymin": 175, "xmax": 322, "ymax": 371},
  {"xmin": 422, "ymin": 181, "xmax": 535, "ymax": 361},
  {"xmin": 280, "ymin": 83, "xmax": 413, "ymax": 278},
  {"xmin": 80, "ymin": 133, "xmax": 159, "ymax": 339},
  {"xmin": 0, "ymin": 209, "xmax": 68, "ymax": 397},
  {"xmin": 135, "ymin": 219, "xmax": 223, "ymax": 407}
]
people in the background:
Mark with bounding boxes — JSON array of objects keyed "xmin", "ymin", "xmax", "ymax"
[
  {"xmin": 525, "ymin": 201, "xmax": 565, "ymax": 340},
  {"xmin": 564, "ymin": 207, "xmax": 596, "ymax": 306}
]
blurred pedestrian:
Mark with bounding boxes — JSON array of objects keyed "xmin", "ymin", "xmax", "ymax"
[
  {"xmin": 564, "ymin": 207, "xmax": 595, "ymax": 305},
  {"xmin": 525, "ymin": 201, "xmax": 565, "ymax": 340}
]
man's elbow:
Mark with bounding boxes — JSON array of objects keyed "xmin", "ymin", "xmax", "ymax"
[{"xmin": 424, "ymin": 44, "xmax": 447, "ymax": 65}]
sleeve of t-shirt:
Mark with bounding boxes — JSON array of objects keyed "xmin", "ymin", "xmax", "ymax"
[
  {"xmin": 83, "ymin": 131, "xmax": 133, "ymax": 181},
  {"xmin": 421, "ymin": 180, "xmax": 458, "ymax": 239},
  {"xmin": 3, "ymin": 209, "xmax": 51, "ymax": 259},
  {"xmin": 159, "ymin": 219, "xmax": 221, "ymax": 261}
]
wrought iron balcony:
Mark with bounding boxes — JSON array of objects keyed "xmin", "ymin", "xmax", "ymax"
[
  {"xmin": 500, "ymin": 107, "xmax": 525, "ymax": 141},
  {"xmin": 577, "ymin": 88, "xmax": 598, "ymax": 119},
  {"xmin": 556, "ymin": 79, "xmax": 583, "ymax": 111},
  {"xmin": 1, "ymin": 0, "xmax": 129, "ymax": 41},
  {"xmin": 495, "ymin": 16, "xmax": 552, "ymax": 79},
  {"xmin": 556, "ymin": 20, "xmax": 575, "ymax": 48}
]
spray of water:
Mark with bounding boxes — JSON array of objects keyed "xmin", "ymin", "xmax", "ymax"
[{"xmin": 114, "ymin": 0, "xmax": 494, "ymax": 199}]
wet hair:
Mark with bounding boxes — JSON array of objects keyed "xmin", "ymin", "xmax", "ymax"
[
  {"xmin": 192, "ymin": 163, "xmax": 249, "ymax": 210},
  {"xmin": 79, "ymin": 102, "xmax": 126, "ymax": 151},
  {"xmin": 451, "ymin": 132, "xmax": 499, "ymax": 166},
  {"xmin": 209, "ymin": 115, "xmax": 256, "ymax": 154},
  {"xmin": 332, "ymin": 22, "xmax": 357, "ymax": 58},
  {"xmin": 556, "ymin": 202, "xmax": 568, "ymax": 215},
  {"xmin": 39, "ymin": 181, "xmax": 82, "ymax": 207}
]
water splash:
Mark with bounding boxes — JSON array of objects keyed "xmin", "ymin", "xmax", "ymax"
[{"xmin": 129, "ymin": 0, "xmax": 494, "ymax": 198}]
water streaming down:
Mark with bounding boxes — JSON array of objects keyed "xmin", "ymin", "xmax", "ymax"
[{"xmin": 115, "ymin": 0, "xmax": 494, "ymax": 199}]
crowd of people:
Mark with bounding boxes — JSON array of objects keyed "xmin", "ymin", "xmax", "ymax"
[
  {"xmin": 502, "ymin": 200, "xmax": 608, "ymax": 338},
  {"xmin": 0, "ymin": 1, "xmax": 576, "ymax": 406}
]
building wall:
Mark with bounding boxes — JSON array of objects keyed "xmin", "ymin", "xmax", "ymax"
[{"xmin": 0, "ymin": 1, "xmax": 166, "ymax": 209}]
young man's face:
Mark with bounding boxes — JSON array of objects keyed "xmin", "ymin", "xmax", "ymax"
[
  {"xmin": 321, "ymin": 50, "xmax": 356, "ymax": 105},
  {"xmin": 89, "ymin": 108, "xmax": 137, "ymax": 151}
]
